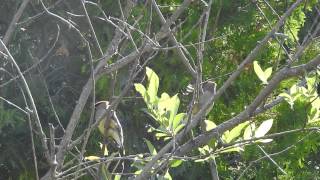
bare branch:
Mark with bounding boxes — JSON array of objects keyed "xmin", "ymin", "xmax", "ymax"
[
  {"xmin": 1, "ymin": 0, "xmax": 31, "ymax": 47},
  {"xmin": 0, "ymin": 39, "xmax": 51, "ymax": 161}
]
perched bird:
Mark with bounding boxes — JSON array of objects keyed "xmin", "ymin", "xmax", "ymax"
[
  {"xmin": 95, "ymin": 101, "xmax": 124, "ymax": 149},
  {"xmin": 191, "ymin": 81, "xmax": 217, "ymax": 132},
  {"xmin": 192, "ymin": 81, "xmax": 217, "ymax": 116}
]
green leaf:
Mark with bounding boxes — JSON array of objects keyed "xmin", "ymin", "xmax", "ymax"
[
  {"xmin": 99, "ymin": 142, "xmax": 109, "ymax": 156},
  {"xmin": 311, "ymin": 98, "xmax": 320, "ymax": 109},
  {"xmin": 253, "ymin": 61, "xmax": 266, "ymax": 83},
  {"xmin": 144, "ymin": 138, "xmax": 157, "ymax": 155},
  {"xmin": 298, "ymin": 86, "xmax": 308, "ymax": 95},
  {"xmin": 134, "ymin": 170, "xmax": 142, "ymax": 175},
  {"xmin": 289, "ymin": 84, "xmax": 298, "ymax": 94},
  {"xmin": 114, "ymin": 175, "xmax": 121, "ymax": 180},
  {"xmin": 194, "ymin": 157, "xmax": 211, "ymax": 163},
  {"xmin": 243, "ymin": 123, "xmax": 255, "ymax": 140},
  {"xmin": 172, "ymin": 113, "xmax": 186, "ymax": 130},
  {"xmin": 253, "ymin": 61, "xmax": 272, "ymax": 84},
  {"xmin": 219, "ymin": 146, "xmax": 243, "ymax": 153},
  {"xmin": 222, "ymin": 130, "xmax": 229, "ymax": 142},
  {"xmin": 264, "ymin": 67, "xmax": 272, "ymax": 79},
  {"xmin": 84, "ymin": 156, "xmax": 100, "ymax": 161},
  {"xmin": 146, "ymin": 67, "xmax": 159, "ymax": 103},
  {"xmin": 257, "ymin": 139, "xmax": 273, "ymax": 143},
  {"xmin": 255, "ymin": 119, "xmax": 273, "ymax": 138},
  {"xmin": 153, "ymin": 127, "xmax": 169, "ymax": 134},
  {"xmin": 225, "ymin": 122, "xmax": 249, "ymax": 143},
  {"xmin": 158, "ymin": 93, "xmax": 172, "ymax": 120},
  {"xmin": 207, "ymin": 137, "xmax": 218, "ymax": 148},
  {"xmin": 279, "ymin": 92, "xmax": 294, "ymax": 109},
  {"xmin": 309, "ymin": 118, "xmax": 320, "ymax": 124},
  {"xmin": 159, "ymin": 92, "xmax": 170, "ymax": 100},
  {"xmin": 203, "ymin": 120, "xmax": 217, "ymax": 131},
  {"xmin": 198, "ymin": 145, "xmax": 211, "ymax": 155},
  {"xmin": 168, "ymin": 94, "xmax": 180, "ymax": 128},
  {"xmin": 170, "ymin": 159, "xmax": 183, "ymax": 168},
  {"xmin": 141, "ymin": 108, "xmax": 157, "ymax": 122},
  {"xmin": 155, "ymin": 132, "xmax": 170, "ymax": 140},
  {"xmin": 134, "ymin": 83, "xmax": 147, "ymax": 102},
  {"xmin": 306, "ymin": 76, "xmax": 316, "ymax": 92},
  {"xmin": 162, "ymin": 170, "xmax": 172, "ymax": 180},
  {"xmin": 173, "ymin": 124, "xmax": 185, "ymax": 134},
  {"xmin": 279, "ymin": 92, "xmax": 292, "ymax": 100},
  {"xmin": 157, "ymin": 93, "xmax": 180, "ymax": 129}
]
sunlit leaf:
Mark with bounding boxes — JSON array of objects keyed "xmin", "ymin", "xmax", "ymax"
[
  {"xmin": 253, "ymin": 61, "xmax": 272, "ymax": 84},
  {"xmin": 114, "ymin": 175, "xmax": 121, "ymax": 180},
  {"xmin": 134, "ymin": 83, "xmax": 147, "ymax": 102},
  {"xmin": 170, "ymin": 159, "xmax": 183, "ymax": 168},
  {"xmin": 162, "ymin": 170, "xmax": 172, "ymax": 180},
  {"xmin": 311, "ymin": 97, "xmax": 320, "ymax": 109},
  {"xmin": 172, "ymin": 113, "xmax": 185, "ymax": 130},
  {"xmin": 225, "ymin": 122, "xmax": 249, "ymax": 143},
  {"xmin": 219, "ymin": 146, "xmax": 243, "ymax": 153},
  {"xmin": 290, "ymin": 84, "xmax": 298, "ymax": 94},
  {"xmin": 173, "ymin": 124, "xmax": 185, "ymax": 134},
  {"xmin": 257, "ymin": 139, "xmax": 273, "ymax": 143},
  {"xmin": 159, "ymin": 92, "xmax": 170, "ymax": 100},
  {"xmin": 243, "ymin": 123, "xmax": 255, "ymax": 140},
  {"xmin": 222, "ymin": 130, "xmax": 229, "ymax": 142},
  {"xmin": 134, "ymin": 170, "xmax": 142, "ymax": 175},
  {"xmin": 198, "ymin": 145, "xmax": 210, "ymax": 155},
  {"xmin": 168, "ymin": 94, "xmax": 180, "ymax": 128},
  {"xmin": 99, "ymin": 142, "xmax": 109, "ymax": 156},
  {"xmin": 309, "ymin": 118, "xmax": 320, "ymax": 124},
  {"xmin": 158, "ymin": 93, "xmax": 172, "ymax": 121},
  {"xmin": 153, "ymin": 127, "xmax": 169, "ymax": 134},
  {"xmin": 264, "ymin": 67, "xmax": 272, "ymax": 80},
  {"xmin": 279, "ymin": 92, "xmax": 292, "ymax": 99},
  {"xmin": 308, "ymin": 102, "xmax": 320, "ymax": 123},
  {"xmin": 146, "ymin": 67, "xmax": 159, "ymax": 103},
  {"xmin": 306, "ymin": 76, "xmax": 316, "ymax": 92},
  {"xmin": 279, "ymin": 92, "xmax": 294, "ymax": 109},
  {"xmin": 155, "ymin": 132, "xmax": 170, "ymax": 139},
  {"xmin": 195, "ymin": 157, "xmax": 211, "ymax": 162},
  {"xmin": 299, "ymin": 86, "xmax": 308, "ymax": 94},
  {"xmin": 204, "ymin": 120, "xmax": 217, "ymax": 131},
  {"xmin": 142, "ymin": 108, "xmax": 157, "ymax": 122},
  {"xmin": 309, "ymin": 107, "xmax": 318, "ymax": 119},
  {"xmin": 255, "ymin": 119, "xmax": 273, "ymax": 138},
  {"xmin": 84, "ymin": 156, "xmax": 100, "ymax": 161}
]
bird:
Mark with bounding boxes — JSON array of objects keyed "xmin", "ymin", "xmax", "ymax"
[
  {"xmin": 192, "ymin": 80, "xmax": 217, "ymax": 116},
  {"xmin": 95, "ymin": 101, "xmax": 124, "ymax": 149},
  {"xmin": 190, "ymin": 81, "xmax": 216, "ymax": 132}
]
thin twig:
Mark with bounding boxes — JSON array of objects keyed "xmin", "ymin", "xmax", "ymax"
[{"xmin": 0, "ymin": 40, "xmax": 51, "ymax": 161}]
